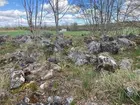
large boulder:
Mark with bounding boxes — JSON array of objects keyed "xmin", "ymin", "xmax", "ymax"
[
  {"xmin": 87, "ymin": 41, "xmax": 101, "ymax": 54},
  {"xmin": 96, "ymin": 53, "xmax": 117, "ymax": 72},
  {"xmin": 54, "ymin": 35, "xmax": 72, "ymax": 52},
  {"xmin": 10, "ymin": 70, "xmax": 25, "ymax": 89},
  {"xmin": 68, "ymin": 48, "xmax": 89, "ymax": 66},
  {"xmin": 119, "ymin": 58, "xmax": 133, "ymax": 70},
  {"xmin": 10, "ymin": 51, "xmax": 36, "ymax": 67},
  {"xmin": 117, "ymin": 38, "xmax": 136, "ymax": 49},
  {"xmin": 0, "ymin": 35, "xmax": 7, "ymax": 45},
  {"xmin": 100, "ymin": 41, "xmax": 119, "ymax": 54}
]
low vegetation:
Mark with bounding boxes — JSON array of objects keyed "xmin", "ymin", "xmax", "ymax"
[{"xmin": 0, "ymin": 30, "xmax": 140, "ymax": 104}]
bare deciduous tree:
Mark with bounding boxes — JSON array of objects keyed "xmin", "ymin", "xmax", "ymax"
[
  {"xmin": 77, "ymin": 0, "xmax": 116, "ymax": 35},
  {"xmin": 22, "ymin": 0, "xmax": 44, "ymax": 33},
  {"xmin": 45, "ymin": 0, "xmax": 73, "ymax": 35}
]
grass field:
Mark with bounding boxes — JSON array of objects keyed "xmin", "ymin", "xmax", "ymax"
[
  {"xmin": 0, "ymin": 30, "xmax": 30, "ymax": 36},
  {"xmin": 0, "ymin": 27, "xmax": 139, "ymax": 37},
  {"xmin": 0, "ymin": 29, "xmax": 90, "ymax": 37},
  {"xmin": 0, "ymin": 28, "xmax": 140, "ymax": 104}
]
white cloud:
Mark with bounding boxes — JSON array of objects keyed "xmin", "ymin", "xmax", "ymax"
[
  {"xmin": 43, "ymin": 0, "xmax": 68, "ymax": 11},
  {"xmin": 0, "ymin": 0, "xmax": 84, "ymax": 27},
  {"xmin": 43, "ymin": 0, "xmax": 80, "ymax": 14},
  {"xmin": 0, "ymin": 10, "xmax": 26, "ymax": 18},
  {"xmin": 0, "ymin": 0, "xmax": 8, "ymax": 7},
  {"xmin": 0, "ymin": 10, "xmax": 27, "ymax": 27}
]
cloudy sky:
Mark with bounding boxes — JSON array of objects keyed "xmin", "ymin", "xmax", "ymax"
[
  {"xmin": 0, "ymin": 0, "xmax": 84, "ymax": 27},
  {"xmin": 0, "ymin": 0, "xmax": 139, "ymax": 27}
]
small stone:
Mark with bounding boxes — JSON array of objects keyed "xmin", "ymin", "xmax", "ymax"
[
  {"xmin": 133, "ymin": 69, "xmax": 140, "ymax": 74},
  {"xmin": 40, "ymin": 81, "xmax": 49, "ymax": 90},
  {"xmin": 119, "ymin": 58, "xmax": 133, "ymax": 70},
  {"xmin": 10, "ymin": 70, "xmax": 25, "ymax": 89},
  {"xmin": 48, "ymin": 96, "xmax": 53, "ymax": 103},
  {"xmin": 87, "ymin": 41, "xmax": 101, "ymax": 54},
  {"xmin": 23, "ymin": 97, "xmax": 30, "ymax": 103},
  {"xmin": 54, "ymin": 96, "xmax": 62, "ymax": 104},
  {"xmin": 68, "ymin": 48, "xmax": 88, "ymax": 66},
  {"xmin": 48, "ymin": 58, "xmax": 59, "ymax": 64},
  {"xmin": 51, "ymin": 64, "xmax": 61, "ymax": 71},
  {"xmin": 66, "ymin": 97, "xmax": 74, "ymax": 105},
  {"xmin": 126, "ymin": 87, "xmax": 135, "ymax": 97},
  {"xmin": 41, "ymin": 69, "xmax": 54, "ymax": 80},
  {"xmin": 25, "ymin": 57, "xmax": 36, "ymax": 64}
]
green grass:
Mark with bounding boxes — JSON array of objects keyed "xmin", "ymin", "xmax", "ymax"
[
  {"xmin": 62, "ymin": 57, "xmax": 140, "ymax": 104},
  {"xmin": 0, "ymin": 29, "xmax": 89, "ymax": 37},
  {"xmin": 0, "ymin": 30, "xmax": 30, "ymax": 37},
  {"xmin": 0, "ymin": 26, "xmax": 139, "ymax": 37},
  {"xmin": 112, "ymin": 47, "xmax": 140, "ymax": 69},
  {"xmin": 0, "ymin": 28, "xmax": 140, "ymax": 104},
  {"xmin": 0, "ymin": 42, "xmax": 19, "ymax": 55}
]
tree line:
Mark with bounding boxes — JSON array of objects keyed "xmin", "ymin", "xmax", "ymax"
[{"xmin": 22, "ymin": 0, "xmax": 140, "ymax": 35}]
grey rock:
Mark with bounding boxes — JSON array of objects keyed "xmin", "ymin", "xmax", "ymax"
[
  {"xmin": 51, "ymin": 64, "xmax": 61, "ymax": 71},
  {"xmin": 43, "ymin": 43, "xmax": 55, "ymax": 56},
  {"xmin": 96, "ymin": 53, "xmax": 117, "ymax": 72},
  {"xmin": 119, "ymin": 58, "xmax": 133, "ymax": 70},
  {"xmin": 41, "ymin": 39, "xmax": 51, "ymax": 46},
  {"xmin": 54, "ymin": 35, "xmax": 72, "ymax": 52},
  {"xmin": 47, "ymin": 96, "xmax": 62, "ymax": 105},
  {"xmin": 87, "ymin": 55, "xmax": 97, "ymax": 64},
  {"xmin": 48, "ymin": 96, "xmax": 53, "ymax": 103},
  {"xmin": 87, "ymin": 41, "xmax": 101, "ymax": 54},
  {"xmin": 48, "ymin": 57, "xmax": 59, "ymax": 64},
  {"xmin": 66, "ymin": 97, "xmax": 74, "ymax": 105},
  {"xmin": 75, "ymin": 55, "xmax": 88, "ymax": 66},
  {"xmin": 68, "ymin": 48, "xmax": 88, "ymax": 66},
  {"xmin": 41, "ymin": 69, "xmax": 54, "ymax": 80},
  {"xmin": 0, "ymin": 35, "xmax": 7, "ymax": 45},
  {"xmin": 117, "ymin": 38, "xmax": 136, "ymax": 48},
  {"xmin": 23, "ymin": 97, "xmax": 30, "ymax": 103},
  {"xmin": 40, "ymin": 81, "xmax": 50, "ymax": 90},
  {"xmin": 54, "ymin": 96, "xmax": 62, "ymax": 103},
  {"xmin": 25, "ymin": 57, "xmax": 36, "ymax": 64},
  {"xmin": 10, "ymin": 70, "xmax": 25, "ymax": 89},
  {"xmin": 133, "ymin": 69, "xmax": 140, "ymax": 74},
  {"xmin": 126, "ymin": 87, "xmax": 135, "ymax": 97},
  {"xmin": 100, "ymin": 41, "xmax": 119, "ymax": 54}
]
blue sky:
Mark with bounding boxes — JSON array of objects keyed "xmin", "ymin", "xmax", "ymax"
[
  {"xmin": 0, "ymin": 0, "xmax": 139, "ymax": 27},
  {"xmin": 0, "ymin": 0, "xmax": 86, "ymax": 27},
  {"xmin": 0, "ymin": 0, "xmax": 23, "ymax": 10}
]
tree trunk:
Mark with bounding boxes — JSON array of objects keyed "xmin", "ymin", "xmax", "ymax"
[
  {"xmin": 55, "ymin": 16, "xmax": 59, "ymax": 35},
  {"xmin": 56, "ymin": 0, "xmax": 59, "ymax": 35}
]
